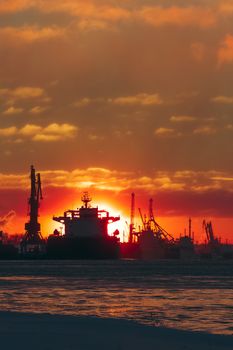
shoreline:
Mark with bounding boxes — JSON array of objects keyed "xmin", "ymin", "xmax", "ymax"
[{"xmin": 0, "ymin": 311, "xmax": 232, "ymax": 350}]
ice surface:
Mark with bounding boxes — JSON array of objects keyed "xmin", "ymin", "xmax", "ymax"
[
  {"xmin": 0, "ymin": 260, "xmax": 232, "ymax": 335},
  {"xmin": 0, "ymin": 311, "xmax": 232, "ymax": 350}
]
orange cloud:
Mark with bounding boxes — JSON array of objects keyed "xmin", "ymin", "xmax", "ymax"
[
  {"xmin": 170, "ymin": 115, "xmax": 196, "ymax": 123},
  {"xmin": 0, "ymin": 26, "xmax": 65, "ymax": 43},
  {"xmin": 3, "ymin": 106, "xmax": 24, "ymax": 115},
  {"xmin": 109, "ymin": 93, "xmax": 163, "ymax": 106},
  {"xmin": 139, "ymin": 6, "xmax": 217, "ymax": 28},
  {"xmin": 29, "ymin": 106, "xmax": 48, "ymax": 114},
  {"xmin": 0, "ymin": 1, "xmax": 222, "ymax": 30},
  {"xmin": 0, "ymin": 0, "xmax": 32, "ymax": 14},
  {"xmin": 193, "ymin": 126, "xmax": 217, "ymax": 135},
  {"xmin": 154, "ymin": 127, "xmax": 181, "ymax": 138},
  {"xmin": 0, "ymin": 86, "xmax": 45, "ymax": 99},
  {"xmin": 0, "ymin": 126, "xmax": 17, "ymax": 137},
  {"xmin": 218, "ymin": 34, "xmax": 233, "ymax": 65},
  {"xmin": 0, "ymin": 123, "xmax": 78, "ymax": 142},
  {"xmin": 218, "ymin": 0, "xmax": 233, "ymax": 14},
  {"xmin": 37, "ymin": 1, "xmax": 131, "ymax": 24},
  {"xmin": 1, "ymin": 168, "xmax": 232, "ymax": 194},
  {"xmin": 33, "ymin": 123, "xmax": 78, "ymax": 142},
  {"xmin": 211, "ymin": 95, "xmax": 233, "ymax": 104}
]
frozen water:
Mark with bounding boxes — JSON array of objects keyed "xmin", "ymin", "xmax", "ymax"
[{"xmin": 0, "ymin": 259, "xmax": 232, "ymax": 335}]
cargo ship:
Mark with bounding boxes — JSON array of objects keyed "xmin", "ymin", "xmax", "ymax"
[{"xmin": 47, "ymin": 192, "xmax": 120, "ymax": 259}]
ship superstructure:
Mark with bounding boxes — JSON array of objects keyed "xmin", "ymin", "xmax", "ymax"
[
  {"xmin": 48, "ymin": 192, "xmax": 120, "ymax": 258},
  {"xmin": 53, "ymin": 192, "xmax": 120, "ymax": 238}
]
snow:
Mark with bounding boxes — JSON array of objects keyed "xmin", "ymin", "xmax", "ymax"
[{"xmin": 0, "ymin": 312, "xmax": 232, "ymax": 350}]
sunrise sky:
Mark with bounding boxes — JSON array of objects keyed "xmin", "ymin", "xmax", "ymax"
[{"xmin": 0, "ymin": 0, "xmax": 233, "ymax": 242}]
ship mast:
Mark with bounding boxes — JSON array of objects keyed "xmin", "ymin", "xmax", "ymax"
[{"xmin": 81, "ymin": 192, "xmax": 92, "ymax": 208}]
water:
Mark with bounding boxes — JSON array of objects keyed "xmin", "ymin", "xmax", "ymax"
[{"xmin": 0, "ymin": 260, "xmax": 232, "ymax": 335}]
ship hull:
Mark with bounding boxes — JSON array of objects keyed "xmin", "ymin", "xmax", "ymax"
[{"xmin": 47, "ymin": 236, "xmax": 120, "ymax": 259}]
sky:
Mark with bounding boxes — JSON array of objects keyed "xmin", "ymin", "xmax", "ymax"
[{"xmin": 0, "ymin": 0, "xmax": 233, "ymax": 242}]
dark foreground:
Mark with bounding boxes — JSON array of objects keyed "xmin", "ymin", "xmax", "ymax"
[{"xmin": 0, "ymin": 312, "xmax": 232, "ymax": 350}]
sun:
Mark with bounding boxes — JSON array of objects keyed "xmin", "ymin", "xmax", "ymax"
[
  {"xmin": 94, "ymin": 202, "xmax": 130, "ymax": 242},
  {"xmin": 49, "ymin": 198, "xmax": 130, "ymax": 242}
]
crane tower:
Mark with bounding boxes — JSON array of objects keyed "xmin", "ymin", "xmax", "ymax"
[{"xmin": 21, "ymin": 165, "xmax": 44, "ymax": 253}]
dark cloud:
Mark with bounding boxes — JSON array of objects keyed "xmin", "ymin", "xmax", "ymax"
[{"xmin": 151, "ymin": 190, "xmax": 233, "ymax": 217}]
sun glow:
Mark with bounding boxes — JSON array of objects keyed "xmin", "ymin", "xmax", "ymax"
[{"xmin": 94, "ymin": 202, "xmax": 130, "ymax": 242}]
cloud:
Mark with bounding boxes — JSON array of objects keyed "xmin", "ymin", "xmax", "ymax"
[
  {"xmin": 77, "ymin": 19, "xmax": 110, "ymax": 32},
  {"xmin": 33, "ymin": 123, "xmax": 78, "ymax": 142},
  {"xmin": 154, "ymin": 127, "xmax": 181, "ymax": 137},
  {"xmin": 0, "ymin": 86, "xmax": 45, "ymax": 100},
  {"xmin": 73, "ymin": 98, "xmax": 92, "ymax": 107},
  {"xmin": 0, "ymin": 126, "xmax": 17, "ymax": 136},
  {"xmin": 139, "ymin": 6, "xmax": 217, "ymax": 28},
  {"xmin": 218, "ymin": 34, "xmax": 233, "ymax": 65},
  {"xmin": 38, "ymin": 1, "xmax": 131, "ymax": 22},
  {"xmin": 0, "ymin": 26, "xmax": 65, "ymax": 43},
  {"xmin": 19, "ymin": 124, "xmax": 42, "ymax": 136},
  {"xmin": 193, "ymin": 126, "xmax": 217, "ymax": 135},
  {"xmin": 218, "ymin": 0, "xmax": 233, "ymax": 14},
  {"xmin": 170, "ymin": 115, "xmax": 196, "ymax": 123},
  {"xmin": 3, "ymin": 106, "xmax": 24, "ymax": 115},
  {"xmin": 0, "ymin": 1, "xmax": 131, "ymax": 30},
  {"xmin": 0, "ymin": 123, "xmax": 78, "ymax": 142},
  {"xmin": 29, "ymin": 106, "xmax": 48, "ymax": 114},
  {"xmin": 73, "ymin": 97, "xmax": 105, "ymax": 107},
  {"xmin": 73, "ymin": 94, "xmax": 162, "ymax": 107},
  {"xmin": 0, "ymin": 2, "xmax": 232, "ymax": 32},
  {"xmin": 13, "ymin": 86, "xmax": 44, "ymax": 98},
  {"xmin": 109, "ymin": 93, "xmax": 163, "ymax": 106},
  {"xmin": 1, "ymin": 168, "xmax": 233, "ymax": 219},
  {"xmin": 211, "ymin": 175, "xmax": 233, "ymax": 182},
  {"xmin": 88, "ymin": 134, "xmax": 104, "ymax": 141},
  {"xmin": 211, "ymin": 95, "xmax": 233, "ymax": 104},
  {"xmin": 0, "ymin": 0, "xmax": 32, "ymax": 14},
  {"xmin": 0, "ymin": 168, "xmax": 232, "ymax": 196}
]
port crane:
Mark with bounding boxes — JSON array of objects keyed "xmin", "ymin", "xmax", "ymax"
[
  {"xmin": 129, "ymin": 192, "xmax": 135, "ymax": 243},
  {"xmin": 21, "ymin": 165, "xmax": 44, "ymax": 253},
  {"xmin": 203, "ymin": 220, "xmax": 219, "ymax": 247},
  {"xmin": 138, "ymin": 198, "xmax": 174, "ymax": 242}
]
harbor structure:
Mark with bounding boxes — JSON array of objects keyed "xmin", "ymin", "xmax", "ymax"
[
  {"xmin": 20, "ymin": 165, "xmax": 45, "ymax": 255},
  {"xmin": 0, "ymin": 165, "xmax": 232, "ymax": 260}
]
